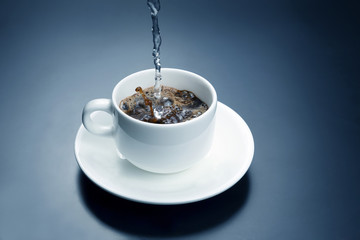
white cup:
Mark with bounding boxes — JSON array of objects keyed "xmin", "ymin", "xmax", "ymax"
[{"xmin": 82, "ymin": 68, "xmax": 217, "ymax": 173}]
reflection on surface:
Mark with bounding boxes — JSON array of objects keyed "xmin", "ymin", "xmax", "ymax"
[{"xmin": 78, "ymin": 170, "xmax": 251, "ymax": 237}]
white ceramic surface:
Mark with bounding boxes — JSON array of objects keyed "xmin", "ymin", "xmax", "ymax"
[
  {"xmin": 82, "ymin": 68, "xmax": 217, "ymax": 173},
  {"xmin": 75, "ymin": 102, "xmax": 254, "ymax": 205}
]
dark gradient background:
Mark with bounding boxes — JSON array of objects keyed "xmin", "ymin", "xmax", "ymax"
[{"xmin": 0, "ymin": 0, "xmax": 359, "ymax": 239}]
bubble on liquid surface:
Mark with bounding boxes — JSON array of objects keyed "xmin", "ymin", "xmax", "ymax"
[
  {"xmin": 120, "ymin": 101, "xmax": 129, "ymax": 111},
  {"xmin": 161, "ymin": 97, "xmax": 173, "ymax": 107}
]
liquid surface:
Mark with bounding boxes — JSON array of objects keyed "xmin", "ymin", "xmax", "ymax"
[{"xmin": 120, "ymin": 86, "xmax": 209, "ymax": 124}]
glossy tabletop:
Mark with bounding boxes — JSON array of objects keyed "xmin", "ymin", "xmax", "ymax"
[{"xmin": 0, "ymin": 0, "xmax": 359, "ymax": 239}]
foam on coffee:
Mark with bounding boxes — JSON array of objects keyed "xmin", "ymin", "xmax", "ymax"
[{"xmin": 120, "ymin": 86, "xmax": 208, "ymax": 124}]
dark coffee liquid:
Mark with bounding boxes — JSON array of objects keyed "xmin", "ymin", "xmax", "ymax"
[{"xmin": 120, "ymin": 86, "xmax": 208, "ymax": 124}]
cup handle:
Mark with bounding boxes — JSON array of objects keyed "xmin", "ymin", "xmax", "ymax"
[{"xmin": 82, "ymin": 98, "xmax": 115, "ymax": 136}]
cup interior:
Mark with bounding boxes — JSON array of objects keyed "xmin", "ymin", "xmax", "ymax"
[{"xmin": 112, "ymin": 68, "xmax": 217, "ymax": 122}]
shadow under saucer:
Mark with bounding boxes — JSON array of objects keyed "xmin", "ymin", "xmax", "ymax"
[{"xmin": 77, "ymin": 169, "xmax": 251, "ymax": 238}]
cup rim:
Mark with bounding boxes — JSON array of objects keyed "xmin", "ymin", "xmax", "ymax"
[{"xmin": 111, "ymin": 68, "xmax": 217, "ymax": 128}]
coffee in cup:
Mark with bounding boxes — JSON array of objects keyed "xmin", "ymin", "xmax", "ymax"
[{"xmin": 120, "ymin": 85, "xmax": 209, "ymax": 124}]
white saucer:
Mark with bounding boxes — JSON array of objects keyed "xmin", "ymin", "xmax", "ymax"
[{"xmin": 75, "ymin": 102, "xmax": 254, "ymax": 205}]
